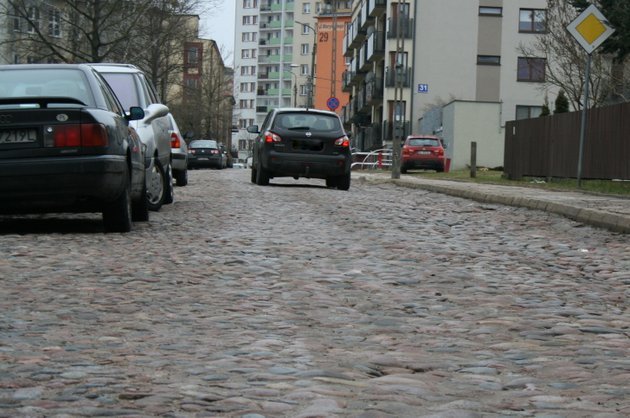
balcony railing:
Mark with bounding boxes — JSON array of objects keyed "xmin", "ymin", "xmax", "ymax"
[
  {"xmin": 365, "ymin": 77, "xmax": 384, "ymax": 103},
  {"xmin": 342, "ymin": 70, "xmax": 354, "ymax": 92},
  {"xmin": 368, "ymin": 0, "xmax": 386, "ymax": 17},
  {"xmin": 387, "ymin": 17, "xmax": 414, "ymax": 39},
  {"xmin": 366, "ymin": 31, "xmax": 385, "ymax": 63},
  {"xmin": 385, "ymin": 66, "xmax": 411, "ymax": 87}
]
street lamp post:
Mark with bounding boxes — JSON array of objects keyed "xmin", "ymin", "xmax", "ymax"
[
  {"xmin": 295, "ymin": 20, "xmax": 316, "ymax": 108},
  {"xmin": 287, "ymin": 65, "xmax": 299, "ymax": 107}
]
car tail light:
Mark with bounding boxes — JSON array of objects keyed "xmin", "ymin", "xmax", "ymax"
[
  {"xmin": 54, "ymin": 123, "xmax": 108, "ymax": 147},
  {"xmin": 334, "ymin": 135, "xmax": 350, "ymax": 147},
  {"xmin": 264, "ymin": 131, "xmax": 282, "ymax": 143},
  {"xmin": 402, "ymin": 146, "xmax": 411, "ymax": 156},
  {"xmin": 170, "ymin": 132, "xmax": 181, "ymax": 149}
]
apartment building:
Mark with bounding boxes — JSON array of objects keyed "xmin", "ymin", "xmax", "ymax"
[
  {"xmin": 343, "ymin": 0, "xmax": 557, "ymax": 169},
  {"xmin": 232, "ymin": 0, "xmax": 352, "ymax": 157}
]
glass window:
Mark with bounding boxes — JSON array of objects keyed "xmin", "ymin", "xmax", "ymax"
[
  {"xmin": 517, "ymin": 57, "xmax": 546, "ymax": 82},
  {"xmin": 477, "ymin": 55, "xmax": 501, "ymax": 65},
  {"xmin": 516, "ymin": 105, "xmax": 543, "ymax": 120},
  {"xmin": 27, "ymin": 6, "xmax": 40, "ymax": 33},
  {"xmin": 479, "ymin": 6, "xmax": 502, "ymax": 16},
  {"xmin": 519, "ymin": 9, "xmax": 547, "ymax": 33},
  {"xmin": 48, "ymin": 8, "xmax": 61, "ymax": 37},
  {"xmin": 303, "ymin": 2, "xmax": 311, "ymax": 14}
]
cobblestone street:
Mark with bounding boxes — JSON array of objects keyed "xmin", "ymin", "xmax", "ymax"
[{"xmin": 1, "ymin": 169, "xmax": 629, "ymax": 417}]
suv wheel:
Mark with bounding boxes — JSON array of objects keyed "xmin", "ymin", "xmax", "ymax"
[
  {"xmin": 335, "ymin": 173, "xmax": 351, "ymax": 191},
  {"xmin": 250, "ymin": 166, "xmax": 257, "ymax": 183},
  {"xmin": 255, "ymin": 163, "xmax": 270, "ymax": 186}
]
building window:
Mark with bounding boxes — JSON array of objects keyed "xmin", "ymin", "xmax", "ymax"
[
  {"xmin": 243, "ymin": 0, "xmax": 257, "ymax": 8},
  {"xmin": 241, "ymin": 49, "xmax": 250, "ymax": 59},
  {"xmin": 479, "ymin": 7, "xmax": 502, "ymax": 16},
  {"xmin": 477, "ymin": 55, "xmax": 501, "ymax": 65},
  {"xmin": 303, "ymin": 2, "xmax": 311, "ymax": 14},
  {"xmin": 302, "ymin": 25, "xmax": 311, "ymax": 35},
  {"xmin": 27, "ymin": 6, "xmax": 40, "ymax": 33},
  {"xmin": 301, "ymin": 44, "xmax": 310, "ymax": 55},
  {"xmin": 519, "ymin": 9, "xmax": 547, "ymax": 33},
  {"xmin": 300, "ymin": 64, "xmax": 309, "ymax": 75},
  {"xmin": 187, "ymin": 47, "xmax": 199, "ymax": 65},
  {"xmin": 300, "ymin": 84, "xmax": 309, "ymax": 95},
  {"xmin": 516, "ymin": 105, "xmax": 543, "ymax": 120},
  {"xmin": 48, "ymin": 9, "xmax": 61, "ymax": 37},
  {"xmin": 517, "ymin": 57, "xmax": 546, "ymax": 82}
]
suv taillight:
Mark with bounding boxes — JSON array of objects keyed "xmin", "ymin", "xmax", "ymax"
[
  {"xmin": 264, "ymin": 131, "xmax": 282, "ymax": 143},
  {"xmin": 170, "ymin": 132, "xmax": 181, "ymax": 148},
  {"xmin": 53, "ymin": 123, "xmax": 108, "ymax": 147},
  {"xmin": 334, "ymin": 135, "xmax": 350, "ymax": 147}
]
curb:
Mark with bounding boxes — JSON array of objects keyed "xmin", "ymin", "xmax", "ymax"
[{"xmin": 357, "ymin": 175, "xmax": 630, "ymax": 234}]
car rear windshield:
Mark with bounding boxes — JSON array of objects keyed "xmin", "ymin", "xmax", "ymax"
[
  {"xmin": 0, "ymin": 68, "xmax": 94, "ymax": 107},
  {"xmin": 408, "ymin": 138, "xmax": 440, "ymax": 147},
  {"xmin": 274, "ymin": 113, "xmax": 341, "ymax": 132},
  {"xmin": 190, "ymin": 140, "xmax": 218, "ymax": 148}
]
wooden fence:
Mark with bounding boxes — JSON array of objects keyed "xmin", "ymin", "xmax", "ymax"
[{"xmin": 504, "ymin": 101, "xmax": 630, "ymax": 180}]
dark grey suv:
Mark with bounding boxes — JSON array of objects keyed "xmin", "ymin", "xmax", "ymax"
[{"xmin": 247, "ymin": 108, "xmax": 352, "ymax": 190}]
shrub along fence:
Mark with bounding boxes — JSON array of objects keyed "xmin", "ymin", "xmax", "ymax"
[{"xmin": 504, "ymin": 101, "xmax": 630, "ymax": 180}]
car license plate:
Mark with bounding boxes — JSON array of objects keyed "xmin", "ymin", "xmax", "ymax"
[
  {"xmin": 0, "ymin": 129, "xmax": 37, "ymax": 144},
  {"xmin": 198, "ymin": 157, "xmax": 208, "ymax": 160},
  {"xmin": 418, "ymin": 150, "xmax": 431, "ymax": 155}
]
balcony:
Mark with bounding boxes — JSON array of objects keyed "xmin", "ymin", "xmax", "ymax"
[
  {"xmin": 365, "ymin": 77, "xmax": 384, "ymax": 104},
  {"xmin": 366, "ymin": 31, "xmax": 385, "ymax": 63},
  {"xmin": 387, "ymin": 17, "xmax": 414, "ymax": 39},
  {"xmin": 341, "ymin": 70, "xmax": 355, "ymax": 92},
  {"xmin": 385, "ymin": 66, "xmax": 411, "ymax": 87},
  {"xmin": 368, "ymin": 0, "xmax": 386, "ymax": 17},
  {"xmin": 358, "ymin": 1, "xmax": 372, "ymax": 34}
]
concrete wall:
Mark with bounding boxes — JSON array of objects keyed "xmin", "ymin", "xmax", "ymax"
[{"xmin": 443, "ymin": 100, "xmax": 504, "ymax": 170}]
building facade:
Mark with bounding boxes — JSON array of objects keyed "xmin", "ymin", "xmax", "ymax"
[{"xmin": 343, "ymin": 0, "xmax": 559, "ymax": 169}]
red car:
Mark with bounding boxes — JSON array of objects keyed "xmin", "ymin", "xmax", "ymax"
[{"xmin": 401, "ymin": 135, "xmax": 445, "ymax": 173}]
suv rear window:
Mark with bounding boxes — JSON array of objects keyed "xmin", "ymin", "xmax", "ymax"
[
  {"xmin": 274, "ymin": 113, "xmax": 341, "ymax": 132},
  {"xmin": 408, "ymin": 138, "xmax": 440, "ymax": 147}
]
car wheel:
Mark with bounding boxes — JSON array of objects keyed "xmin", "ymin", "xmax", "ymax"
[
  {"xmin": 401, "ymin": 166, "xmax": 408, "ymax": 174},
  {"xmin": 250, "ymin": 166, "xmax": 257, "ymax": 183},
  {"xmin": 132, "ymin": 175, "xmax": 149, "ymax": 222},
  {"xmin": 335, "ymin": 173, "xmax": 351, "ymax": 191},
  {"xmin": 255, "ymin": 163, "xmax": 270, "ymax": 186},
  {"xmin": 175, "ymin": 169, "xmax": 188, "ymax": 186},
  {"xmin": 436, "ymin": 166, "xmax": 444, "ymax": 173},
  {"xmin": 103, "ymin": 171, "xmax": 132, "ymax": 233},
  {"xmin": 164, "ymin": 163, "xmax": 174, "ymax": 204},
  {"xmin": 146, "ymin": 158, "xmax": 165, "ymax": 211}
]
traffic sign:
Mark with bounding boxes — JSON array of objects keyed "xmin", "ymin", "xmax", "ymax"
[
  {"xmin": 567, "ymin": 5, "xmax": 615, "ymax": 54},
  {"xmin": 327, "ymin": 97, "xmax": 339, "ymax": 111}
]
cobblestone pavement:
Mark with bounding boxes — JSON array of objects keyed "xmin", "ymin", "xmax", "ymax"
[{"xmin": 1, "ymin": 169, "xmax": 629, "ymax": 418}]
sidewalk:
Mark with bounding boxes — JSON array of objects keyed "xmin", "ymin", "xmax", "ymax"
[{"xmin": 354, "ymin": 171, "xmax": 630, "ymax": 234}]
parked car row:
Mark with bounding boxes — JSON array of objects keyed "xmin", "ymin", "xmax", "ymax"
[{"xmin": 0, "ymin": 63, "xmax": 190, "ymax": 232}]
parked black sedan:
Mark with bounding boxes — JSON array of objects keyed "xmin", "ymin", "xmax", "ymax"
[
  {"xmin": 0, "ymin": 64, "xmax": 148, "ymax": 232},
  {"xmin": 187, "ymin": 139, "xmax": 227, "ymax": 169}
]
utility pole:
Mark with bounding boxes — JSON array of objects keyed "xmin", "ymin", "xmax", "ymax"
[
  {"xmin": 391, "ymin": 3, "xmax": 405, "ymax": 179},
  {"xmin": 296, "ymin": 21, "xmax": 316, "ymax": 108}
]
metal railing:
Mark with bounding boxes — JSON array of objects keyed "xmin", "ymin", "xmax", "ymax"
[{"xmin": 351, "ymin": 149, "xmax": 393, "ymax": 170}]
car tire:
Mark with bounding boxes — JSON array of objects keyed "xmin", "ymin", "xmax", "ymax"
[
  {"xmin": 175, "ymin": 169, "xmax": 188, "ymax": 186},
  {"xmin": 103, "ymin": 171, "xmax": 132, "ymax": 233},
  {"xmin": 146, "ymin": 158, "xmax": 165, "ymax": 211},
  {"xmin": 436, "ymin": 166, "xmax": 444, "ymax": 173},
  {"xmin": 335, "ymin": 173, "xmax": 351, "ymax": 191},
  {"xmin": 164, "ymin": 163, "xmax": 174, "ymax": 204},
  {"xmin": 326, "ymin": 177, "xmax": 337, "ymax": 188},
  {"xmin": 250, "ymin": 166, "xmax": 257, "ymax": 183},
  {"xmin": 401, "ymin": 166, "xmax": 408, "ymax": 174},
  {"xmin": 255, "ymin": 163, "xmax": 270, "ymax": 186},
  {"xmin": 132, "ymin": 175, "xmax": 150, "ymax": 222}
]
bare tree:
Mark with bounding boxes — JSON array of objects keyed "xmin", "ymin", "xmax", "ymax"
[{"xmin": 519, "ymin": 0, "xmax": 627, "ymax": 110}]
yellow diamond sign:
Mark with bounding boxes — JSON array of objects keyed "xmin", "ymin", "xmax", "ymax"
[{"xmin": 567, "ymin": 5, "xmax": 615, "ymax": 54}]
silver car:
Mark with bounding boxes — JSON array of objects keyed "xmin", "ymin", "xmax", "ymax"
[
  {"xmin": 167, "ymin": 113, "xmax": 188, "ymax": 186},
  {"xmin": 90, "ymin": 64, "xmax": 174, "ymax": 211}
]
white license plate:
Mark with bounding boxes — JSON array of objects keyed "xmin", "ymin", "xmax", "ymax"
[
  {"xmin": 197, "ymin": 157, "xmax": 208, "ymax": 160},
  {"xmin": 417, "ymin": 150, "xmax": 431, "ymax": 155},
  {"xmin": 0, "ymin": 129, "xmax": 37, "ymax": 144}
]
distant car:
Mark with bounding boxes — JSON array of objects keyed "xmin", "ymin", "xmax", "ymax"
[
  {"xmin": 89, "ymin": 63, "xmax": 174, "ymax": 211},
  {"xmin": 232, "ymin": 163, "xmax": 245, "ymax": 169},
  {"xmin": 188, "ymin": 139, "xmax": 227, "ymax": 169},
  {"xmin": 401, "ymin": 135, "xmax": 445, "ymax": 173},
  {"xmin": 0, "ymin": 64, "xmax": 148, "ymax": 232},
  {"xmin": 247, "ymin": 108, "xmax": 352, "ymax": 190},
  {"xmin": 167, "ymin": 114, "xmax": 188, "ymax": 186}
]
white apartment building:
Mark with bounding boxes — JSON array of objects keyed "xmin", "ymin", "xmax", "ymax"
[{"xmin": 344, "ymin": 0, "xmax": 558, "ymax": 170}]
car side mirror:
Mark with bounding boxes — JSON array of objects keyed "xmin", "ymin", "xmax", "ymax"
[
  {"xmin": 247, "ymin": 125, "xmax": 259, "ymax": 134},
  {"xmin": 127, "ymin": 106, "xmax": 145, "ymax": 121}
]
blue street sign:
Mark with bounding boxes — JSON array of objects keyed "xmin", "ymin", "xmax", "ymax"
[
  {"xmin": 327, "ymin": 97, "xmax": 339, "ymax": 110},
  {"xmin": 418, "ymin": 84, "xmax": 429, "ymax": 93}
]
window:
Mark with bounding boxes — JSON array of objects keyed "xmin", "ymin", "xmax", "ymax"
[
  {"xmin": 477, "ymin": 55, "xmax": 501, "ymax": 65},
  {"xmin": 301, "ymin": 44, "xmax": 310, "ymax": 55},
  {"xmin": 48, "ymin": 8, "xmax": 61, "ymax": 37},
  {"xmin": 27, "ymin": 6, "xmax": 40, "ymax": 33},
  {"xmin": 517, "ymin": 57, "xmax": 546, "ymax": 82},
  {"xmin": 300, "ymin": 84, "xmax": 309, "ymax": 95},
  {"xmin": 479, "ymin": 7, "xmax": 502, "ymax": 16},
  {"xmin": 243, "ymin": 0, "xmax": 257, "ymax": 7},
  {"xmin": 519, "ymin": 9, "xmax": 547, "ymax": 33},
  {"xmin": 241, "ymin": 49, "xmax": 250, "ymax": 59},
  {"xmin": 516, "ymin": 105, "xmax": 543, "ymax": 120},
  {"xmin": 303, "ymin": 2, "xmax": 311, "ymax": 14},
  {"xmin": 300, "ymin": 64, "xmax": 309, "ymax": 75},
  {"xmin": 187, "ymin": 47, "xmax": 199, "ymax": 65},
  {"xmin": 302, "ymin": 25, "xmax": 311, "ymax": 35}
]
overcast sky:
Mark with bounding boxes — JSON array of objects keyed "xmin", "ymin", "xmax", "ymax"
[{"xmin": 199, "ymin": 1, "xmax": 236, "ymax": 67}]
